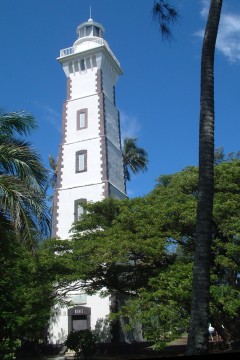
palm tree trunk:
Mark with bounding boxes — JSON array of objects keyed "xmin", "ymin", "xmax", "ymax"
[{"xmin": 186, "ymin": 0, "xmax": 222, "ymax": 355}]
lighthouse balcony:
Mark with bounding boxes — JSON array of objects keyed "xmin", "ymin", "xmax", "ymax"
[{"xmin": 59, "ymin": 38, "xmax": 120, "ymax": 66}]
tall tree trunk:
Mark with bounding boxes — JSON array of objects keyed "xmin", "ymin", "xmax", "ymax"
[{"xmin": 186, "ymin": 0, "xmax": 222, "ymax": 355}]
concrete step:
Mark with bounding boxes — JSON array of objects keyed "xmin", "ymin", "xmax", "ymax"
[{"xmin": 64, "ymin": 349, "xmax": 76, "ymax": 360}]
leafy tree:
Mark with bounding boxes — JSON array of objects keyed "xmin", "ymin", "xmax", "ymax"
[
  {"xmin": 68, "ymin": 197, "xmax": 173, "ymax": 296},
  {"xmin": 0, "ymin": 239, "xmax": 56, "ymax": 358},
  {"xmin": 45, "ymin": 196, "xmax": 175, "ymax": 343},
  {"xmin": 117, "ymin": 160, "xmax": 240, "ymax": 349},
  {"xmin": 45, "ymin": 158, "xmax": 240, "ymax": 350},
  {"xmin": 118, "ymin": 262, "xmax": 192, "ymax": 350},
  {"xmin": 135, "ymin": 160, "xmax": 240, "ymax": 349},
  {"xmin": 0, "ymin": 338, "xmax": 21, "ymax": 360},
  {"xmin": 0, "ymin": 109, "xmax": 52, "ymax": 358},
  {"xmin": 214, "ymin": 146, "xmax": 240, "ymax": 165},
  {"xmin": 122, "ymin": 137, "xmax": 148, "ymax": 182},
  {"xmin": 0, "ymin": 109, "xmax": 51, "ymax": 245}
]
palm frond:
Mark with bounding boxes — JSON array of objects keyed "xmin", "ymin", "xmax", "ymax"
[
  {"xmin": 123, "ymin": 137, "xmax": 149, "ymax": 182},
  {"xmin": 0, "ymin": 137, "xmax": 48, "ymax": 191},
  {"xmin": 48, "ymin": 154, "xmax": 58, "ymax": 189},
  {"xmin": 0, "ymin": 174, "xmax": 51, "ymax": 245},
  {"xmin": 0, "ymin": 109, "xmax": 37, "ymax": 137}
]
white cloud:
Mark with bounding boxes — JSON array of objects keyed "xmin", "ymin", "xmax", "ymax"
[
  {"xmin": 42, "ymin": 105, "xmax": 62, "ymax": 132},
  {"xmin": 33, "ymin": 102, "xmax": 141, "ymax": 140},
  {"xmin": 217, "ymin": 13, "xmax": 240, "ymax": 63},
  {"xmin": 32, "ymin": 101, "xmax": 62, "ymax": 132},
  {"xmin": 120, "ymin": 111, "xmax": 141, "ymax": 142},
  {"xmin": 197, "ymin": 0, "xmax": 240, "ymax": 63},
  {"xmin": 200, "ymin": 0, "xmax": 210, "ymax": 18}
]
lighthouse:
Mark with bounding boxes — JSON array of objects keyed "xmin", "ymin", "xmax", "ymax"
[{"xmin": 49, "ymin": 18, "xmax": 127, "ymax": 344}]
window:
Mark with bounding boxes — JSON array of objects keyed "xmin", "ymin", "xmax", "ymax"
[
  {"xmin": 69, "ymin": 62, "xmax": 73, "ymax": 73},
  {"xmin": 77, "ymin": 109, "xmax": 88, "ymax": 130},
  {"xmin": 74, "ymin": 198, "xmax": 87, "ymax": 222},
  {"xmin": 92, "ymin": 55, "xmax": 97, "ymax": 67},
  {"xmin": 74, "ymin": 61, "xmax": 79, "ymax": 72},
  {"xmin": 76, "ymin": 150, "xmax": 87, "ymax": 173},
  {"xmin": 80, "ymin": 59, "xmax": 85, "ymax": 71},
  {"xmin": 85, "ymin": 26, "xmax": 92, "ymax": 36},
  {"xmin": 86, "ymin": 57, "xmax": 91, "ymax": 69},
  {"xmin": 69, "ymin": 294, "xmax": 87, "ymax": 305},
  {"xmin": 79, "ymin": 113, "xmax": 85, "ymax": 127},
  {"xmin": 79, "ymin": 28, "xmax": 84, "ymax": 38},
  {"xmin": 113, "ymin": 86, "xmax": 116, "ymax": 105},
  {"xmin": 93, "ymin": 26, "xmax": 99, "ymax": 37}
]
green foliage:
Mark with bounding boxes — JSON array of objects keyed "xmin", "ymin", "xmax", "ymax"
[
  {"xmin": 214, "ymin": 147, "xmax": 240, "ymax": 164},
  {"xmin": 113, "ymin": 261, "xmax": 192, "ymax": 350},
  {"xmin": 65, "ymin": 330, "xmax": 97, "ymax": 359},
  {"xmin": 0, "ymin": 338, "xmax": 21, "ymax": 360},
  {"xmin": 0, "ymin": 239, "xmax": 56, "ymax": 350},
  {"xmin": 123, "ymin": 137, "xmax": 148, "ymax": 181},
  {"xmin": 68, "ymin": 197, "xmax": 174, "ymax": 296},
  {"xmin": 0, "ymin": 109, "xmax": 51, "ymax": 245},
  {"xmin": 39, "ymin": 157, "xmax": 240, "ymax": 348},
  {"xmin": 59, "ymin": 159, "xmax": 240, "ymax": 346},
  {"xmin": 0, "ymin": 109, "xmax": 56, "ymax": 355}
]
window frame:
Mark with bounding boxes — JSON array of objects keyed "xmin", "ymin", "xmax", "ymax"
[
  {"xmin": 74, "ymin": 198, "xmax": 87, "ymax": 222},
  {"xmin": 75, "ymin": 150, "xmax": 87, "ymax": 173},
  {"xmin": 77, "ymin": 108, "xmax": 88, "ymax": 130}
]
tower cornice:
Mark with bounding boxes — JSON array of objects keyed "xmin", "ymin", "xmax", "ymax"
[{"xmin": 57, "ymin": 44, "xmax": 123, "ymax": 76}]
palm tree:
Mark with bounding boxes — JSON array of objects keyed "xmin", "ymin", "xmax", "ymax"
[
  {"xmin": 48, "ymin": 154, "xmax": 58, "ymax": 190},
  {"xmin": 153, "ymin": 0, "xmax": 223, "ymax": 355},
  {"xmin": 122, "ymin": 137, "xmax": 148, "ymax": 182},
  {"xmin": 0, "ymin": 109, "xmax": 51, "ymax": 246},
  {"xmin": 186, "ymin": 1, "xmax": 223, "ymax": 355},
  {"xmin": 46, "ymin": 154, "xmax": 59, "ymax": 236}
]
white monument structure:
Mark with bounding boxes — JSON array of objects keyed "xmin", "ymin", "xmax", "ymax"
[{"xmin": 49, "ymin": 17, "xmax": 127, "ymax": 344}]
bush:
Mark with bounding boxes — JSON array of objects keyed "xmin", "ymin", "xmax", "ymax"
[
  {"xmin": 0, "ymin": 338, "xmax": 21, "ymax": 360},
  {"xmin": 65, "ymin": 329, "xmax": 97, "ymax": 359}
]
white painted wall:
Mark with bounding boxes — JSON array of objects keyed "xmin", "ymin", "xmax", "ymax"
[
  {"xmin": 51, "ymin": 20, "xmax": 126, "ymax": 345},
  {"xmin": 48, "ymin": 294, "xmax": 110, "ymax": 344},
  {"xmin": 48, "ymin": 305, "xmax": 69, "ymax": 345},
  {"xmin": 56, "ymin": 183, "xmax": 104, "ymax": 239},
  {"xmin": 70, "ymin": 70, "xmax": 97, "ymax": 99},
  {"xmin": 65, "ymin": 95, "xmax": 99, "ymax": 144},
  {"xmin": 61, "ymin": 138, "xmax": 102, "ymax": 188}
]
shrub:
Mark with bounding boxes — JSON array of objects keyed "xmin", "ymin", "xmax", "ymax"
[
  {"xmin": 0, "ymin": 338, "xmax": 21, "ymax": 360},
  {"xmin": 65, "ymin": 329, "xmax": 97, "ymax": 359}
]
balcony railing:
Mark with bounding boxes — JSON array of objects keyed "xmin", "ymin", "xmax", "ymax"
[{"xmin": 59, "ymin": 38, "xmax": 120, "ymax": 67}]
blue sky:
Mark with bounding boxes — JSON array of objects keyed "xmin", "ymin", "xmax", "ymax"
[{"xmin": 1, "ymin": 0, "xmax": 240, "ymax": 198}]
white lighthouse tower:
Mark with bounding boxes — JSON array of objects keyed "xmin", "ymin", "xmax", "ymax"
[{"xmin": 49, "ymin": 18, "xmax": 127, "ymax": 344}]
